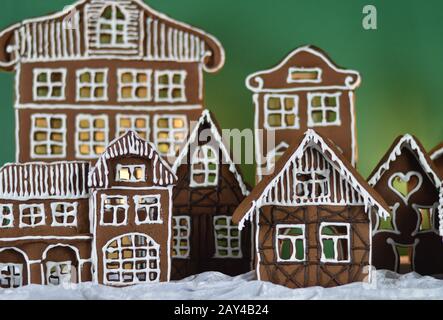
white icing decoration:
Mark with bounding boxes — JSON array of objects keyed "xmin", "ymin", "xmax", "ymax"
[
  {"xmin": 0, "ymin": 263, "xmax": 23, "ymax": 288},
  {"xmin": 117, "ymin": 69, "xmax": 152, "ymax": 102},
  {"xmin": 30, "ymin": 114, "xmax": 67, "ymax": 159},
  {"xmin": 18, "ymin": 203, "xmax": 45, "ymax": 228},
  {"xmin": 287, "ymin": 67, "xmax": 322, "ymax": 84},
  {"xmin": 154, "ymin": 70, "xmax": 187, "ymax": 103},
  {"xmin": 307, "ymin": 92, "xmax": 342, "ymax": 127},
  {"xmin": 134, "ymin": 194, "xmax": 162, "ymax": 224},
  {"xmin": 319, "ymin": 222, "xmax": 351, "ymax": 263},
  {"xmin": 190, "ymin": 145, "xmax": 219, "ymax": 188},
  {"xmin": 152, "ymin": 114, "xmax": 188, "ymax": 157},
  {"xmin": 387, "ymin": 171, "xmax": 423, "ymax": 205},
  {"xmin": 76, "ymin": 68, "xmax": 109, "ymax": 102},
  {"xmin": 172, "ymin": 215, "xmax": 191, "ymax": 259},
  {"xmin": 275, "ymin": 224, "xmax": 306, "ymax": 262},
  {"xmin": 0, "ymin": 204, "xmax": 14, "ymax": 228},
  {"xmin": 75, "ymin": 114, "xmax": 109, "ymax": 159},
  {"xmin": 213, "ymin": 216, "xmax": 242, "ymax": 259},
  {"xmin": 263, "ymin": 94, "xmax": 300, "ymax": 130},
  {"xmin": 32, "ymin": 68, "xmax": 67, "ymax": 101},
  {"xmin": 45, "ymin": 261, "xmax": 72, "ymax": 286},
  {"xmin": 115, "ymin": 164, "xmax": 146, "ymax": 182},
  {"xmin": 99, "ymin": 194, "xmax": 129, "ymax": 226},
  {"xmin": 50, "ymin": 202, "xmax": 78, "ymax": 227}
]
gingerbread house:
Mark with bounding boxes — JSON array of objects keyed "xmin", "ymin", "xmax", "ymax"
[
  {"xmin": 0, "ymin": 0, "xmax": 225, "ymax": 164},
  {"xmin": 368, "ymin": 134, "xmax": 443, "ymax": 275},
  {"xmin": 246, "ymin": 46, "xmax": 361, "ymax": 181},
  {"xmin": 232, "ymin": 129, "xmax": 390, "ymax": 288},
  {"xmin": 170, "ymin": 110, "xmax": 251, "ymax": 280}
]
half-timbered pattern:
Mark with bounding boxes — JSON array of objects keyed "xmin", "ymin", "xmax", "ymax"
[
  {"xmin": 232, "ymin": 130, "xmax": 390, "ymax": 288},
  {"xmin": 170, "ymin": 110, "xmax": 251, "ymax": 279},
  {"xmin": 246, "ymin": 46, "xmax": 361, "ymax": 182},
  {"xmin": 0, "ymin": 0, "xmax": 225, "ymax": 163},
  {"xmin": 368, "ymin": 135, "xmax": 443, "ymax": 276},
  {"xmin": 0, "ymin": 162, "xmax": 92, "ymax": 287},
  {"xmin": 88, "ymin": 130, "xmax": 176, "ymax": 285}
]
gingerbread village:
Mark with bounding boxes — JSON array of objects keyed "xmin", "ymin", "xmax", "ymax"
[{"xmin": 0, "ymin": 0, "xmax": 441, "ymax": 290}]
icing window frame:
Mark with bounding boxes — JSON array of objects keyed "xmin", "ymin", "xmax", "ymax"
[
  {"xmin": 96, "ymin": 4, "xmax": 131, "ymax": 48},
  {"xmin": 295, "ymin": 169, "xmax": 331, "ymax": 200},
  {"xmin": 320, "ymin": 222, "xmax": 351, "ymax": 263},
  {"xmin": 153, "ymin": 114, "xmax": 188, "ymax": 157},
  {"xmin": 76, "ymin": 68, "xmax": 108, "ymax": 102},
  {"xmin": 50, "ymin": 202, "xmax": 78, "ymax": 227},
  {"xmin": 0, "ymin": 204, "xmax": 14, "ymax": 228},
  {"xmin": 100, "ymin": 195, "xmax": 129, "ymax": 226},
  {"xmin": 117, "ymin": 69, "xmax": 152, "ymax": 102},
  {"xmin": 75, "ymin": 114, "xmax": 109, "ymax": 159},
  {"xmin": 412, "ymin": 203, "xmax": 438, "ymax": 235},
  {"xmin": 0, "ymin": 263, "xmax": 22, "ymax": 288},
  {"xmin": 275, "ymin": 224, "xmax": 306, "ymax": 263},
  {"xmin": 264, "ymin": 94, "xmax": 300, "ymax": 130},
  {"xmin": 172, "ymin": 216, "xmax": 191, "ymax": 259},
  {"xmin": 307, "ymin": 92, "xmax": 342, "ymax": 127},
  {"xmin": 116, "ymin": 114, "xmax": 150, "ymax": 140},
  {"xmin": 33, "ymin": 68, "xmax": 67, "ymax": 101},
  {"xmin": 31, "ymin": 114, "xmax": 67, "ymax": 159},
  {"xmin": 116, "ymin": 164, "xmax": 146, "ymax": 183},
  {"xmin": 287, "ymin": 67, "xmax": 322, "ymax": 83},
  {"xmin": 190, "ymin": 145, "xmax": 219, "ymax": 188},
  {"xmin": 46, "ymin": 261, "xmax": 72, "ymax": 286},
  {"xmin": 154, "ymin": 70, "xmax": 187, "ymax": 103},
  {"xmin": 19, "ymin": 204, "xmax": 45, "ymax": 228},
  {"xmin": 134, "ymin": 195, "xmax": 162, "ymax": 225},
  {"xmin": 213, "ymin": 216, "xmax": 242, "ymax": 259}
]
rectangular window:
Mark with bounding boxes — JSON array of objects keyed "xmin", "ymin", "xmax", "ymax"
[
  {"xmin": 295, "ymin": 169, "xmax": 330, "ymax": 199},
  {"xmin": 320, "ymin": 222, "xmax": 351, "ymax": 263},
  {"xmin": 153, "ymin": 115, "xmax": 188, "ymax": 156},
  {"xmin": 19, "ymin": 204, "xmax": 45, "ymax": 228},
  {"xmin": 264, "ymin": 95, "xmax": 299, "ymax": 129},
  {"xmin": 76, "ymin": 115, "xmax": 108, "ymax": 158},
  {"xmin": 50, "ymin": 202, "xmax": 78, "ymax": 227},
  {"xmin": 413, "ymin": 204, "xmax": 436, "ymax": 233},
  {"xmin": 172, "ymin": 216, "xmax": 191, "ymax": 259},
  {"xmin": 287, "ymin": 67, "xmax": 322, "ymax": 83},
  {"xmin": 76, "ymin": 69, "xmax": 108, "ymax": 101},
  {"xmin": 46, "ymin": 261, "xmax": 72, "ymax": 286},
  {"xmin": 308, "ymin": 93, "xmax": 341, "ymax": 126},
  {"xmin": 276, "ymin": 224, "xmax": 305, "ymax": 262},
  {"xmin": 31, "ymin": 114, "xmax": 66, "ymax": 158},
  {"xmin": 0, "ymin": 204, "xmax": 13, "ymax": 228},
  {"xmin": 116, "ymin": 164, "xmax": 146, "ymax": 182},
  {"xmin": 118, "ymin": 69, "xmax": 152, "ymax": 102},
  {"xmin": 213, "ymin": 216, "xmax": 242, "ymax": 258},
  {"xmin": 116, "ymin": 115, "xmax": 150, "ymax": 140},
  {"xmin": 33, "ymin": 69, "xmax": 66, "ymax": 101},
  {"xmin": 134, "ymin": 195, "xmax": 161, "ymax": 224},
  {"xmin": 0, "ymin": 264, "xmax": 22, "ymax": 288},
  {"xmin": 100, "ymin": 195, "xmax": 128, "ymax": 226},
  {"xmin": 154, "ymin": 71, "xmax": 186, "ymax": 102}
]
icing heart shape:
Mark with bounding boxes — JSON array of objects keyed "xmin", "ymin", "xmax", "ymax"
[{"xmin": 388, "ymin": 172, "xmax": 423, "ymax": 204}]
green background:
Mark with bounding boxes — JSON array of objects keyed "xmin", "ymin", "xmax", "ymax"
[{"xmin": 0, "ymin": 0, "xmax": 442, "ymax": 185}]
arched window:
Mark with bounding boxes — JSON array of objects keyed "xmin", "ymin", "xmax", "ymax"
[
  {"xmin": 97, "ymin": 5, "xmax": 128, "ymax": 47},
  {"xmin": 103, "ymin": 233, "xmax": 160, "ymax": 285},
  {"xmin": 190, "ymin": 145, "xmax": 219, "ymax": 187}
]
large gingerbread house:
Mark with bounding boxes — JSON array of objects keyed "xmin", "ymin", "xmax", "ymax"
[
  {"xmin": 246, "ymin": 46, "xmax": 361, "ymax": 181},
  {"xmin": 0, "ymin": 0, "xmax": 224, "ymax": 164}
]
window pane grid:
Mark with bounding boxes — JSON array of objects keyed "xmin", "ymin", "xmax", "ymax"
[
  {"xmin": 154, "ymin": 115, "xmax": 188, "ymax": 157},
  {"xmin": 155, "ymin": 71, "xmax": 187, "ymax": 102},
  {"xmin": 320, "ymin": 222, "xmax": 351, "ymax": 263},
  {"xmin": 100, "ymin": 195, "xmax": 129, "ymax": 226},
  {"xmin": 0, "ymin": 264, "xmax": 22, "ymax": 288},
  {"xmin": 190, "ymin": 145, "xmax": 219, "ymax": 187},
  {"xmin": 134, "ymin": 195, "xmax": 161, "ymax": 224},
  {"xmin": 19, "ymin": 204, "xmax": 45, "ymax": 228},
  {"xmin": 276, "ymin": 224, "xmax": 306, "ymax": 262},
  {"xmin": 76, "ymin": 115, "xmax": 108, "ymax": 158},
  {"xmin": 308, "ymin": 93, "xmax": 341, "ymax": 127},
  {"xmin": 213, "ymin": 216, "xmax": 242, "ymax": 258},
  {"xmin": 33, "ymin": 69, "xmax": 66, "ymax": 101},
  {"xmin": 46, "ymin": 261, "xmax": 72, "ymax": 286},
  {"xmin": 76, "ymin": 69, "xmax": 108, "ymax": 102},
  {"xmin": 118, "ymin": 70, "xmax": 152, "ymax": 102},
  {"xmin": 31, "ymin": 114, "xmax": 66, "ymax": 158},
  {"xmin": 116, "ymin": 115, "xmax": 150, "ymax": 140},
  {"xmin": 51, "ymin": 202, "xmax": 78, "ymax": 227},
  {"xmin": 97, "ymin": 5, "xmax": 130, "ymax": 48},
  {"xmin": 265, "ymin": 95, "xmax": 299, "ymax": 129},
  {"xmin": 172, "ymin": 216, "xmax": 191, "ymax": 258},
  {"xmin": 0, "ymin": 204, "xmax": 14, "ymax": 228},
  {"xmin": 295, "ymin": 169, "xmax": 330, "ymax": 200}
]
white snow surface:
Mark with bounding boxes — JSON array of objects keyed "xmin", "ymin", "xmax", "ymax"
[{"xmin": 1, "ymin": 270, "xmax": 443, "ymax": 300}]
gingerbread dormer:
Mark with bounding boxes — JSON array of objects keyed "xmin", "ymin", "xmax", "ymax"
[
  {"xmin": 246, "ymin": 46, "xmax": 361, "ymax": 181},
  {"xmin": 88, "ymin": 130, "xmax": 177, "ymax": 286},
  {"xmin": 0, "ymin": 0, "xmax": 225, "ymax": 163},
  {"xmin": 368, "ymin": 134, "xmax": 443, "ymax": 276}
]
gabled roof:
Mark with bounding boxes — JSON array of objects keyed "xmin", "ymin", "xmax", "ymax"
[
  {"xmin": 172, "ymin": 109, "xmax": 250, "ymax": 196},
  {"xmin": 89, "ymin": 130, "xmax": 176, "ymax": 188},
  {"xmin": 0, "ymin": 161, "xmax": 89, "ymax": 199},
  {"xmin": 430, "ymin": 142, "xmax": 443, "ymax": 161},
  {"xmin": 246, "ymin": 45, "xmax": 361, "ymax": 92},
  {"xmin": 0, "ymin": 0, "xmax": 224, "ymax": 72},
  {"xmin": 368, "ymin": 134, "xmax": 442, "ymax": 188},
  {"xmin": 232, "ymin": 129, "xmax": 390, "ymax": 229}
]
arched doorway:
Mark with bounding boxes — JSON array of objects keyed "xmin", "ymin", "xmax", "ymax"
[
  {"xmin": 0, "ymin": 248, "xmax": 28, "ymax": 288},
  {"xmin": 42, "ymin": 245, "xmax": 79, "ymax": 286},
  {"xmin": 103, "ymin": 233, "xmax": 160, "ymax": 286}
]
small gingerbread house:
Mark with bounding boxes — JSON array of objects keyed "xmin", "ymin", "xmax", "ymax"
[
  {"xmin": 246, "ymin": 45, "xmax": 361, "ymax": 181},
  {"xmin": 232, "ymin": 130, "xmax": 389, "ymax": 288},
  {"xmin": 170, "ymin": 110, "xmax": 251, "ymax": 280},
  {"xmin": 88, "ymin": 130, "xmax": 177, "ymax": 285},
  {"xmin": 368, "ymin": 134, "xmax": 443, "ymax": 275}
]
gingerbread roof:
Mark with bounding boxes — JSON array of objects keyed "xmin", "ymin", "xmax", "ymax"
[
  {"xmin": 0, "ymin": 0, "xmax": 225, "ymax": 72},
  {"xmin": 172, "ymin": 109, "xmax": 250, "ymax": 196},
  {"xmin": 430, "ymin": 142, "xmax": 443, "ymax": 161},
  {"xmin": 367, "ymin": 134, "xmax": 442, "ymax": 188},
  {"xmin": 0, "ymin": 161, "xmax": 89, "ymax": 200},
  {"xmin": 232, "ymin": 129, "xmax": 390, "ymax": 229},
  {"xmin": 88, "ymin": 130, "xmax": 176, "ymax": 188},
  {"xmin": 246, "ymin": 45, "xmax": 361, "ymax": 92}
]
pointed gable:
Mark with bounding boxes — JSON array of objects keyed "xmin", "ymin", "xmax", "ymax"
[
  {"xmin": 246, "ymin": 45, "xmax": 361, "ymax": 92},
  {"xmin": 88, "ymin": 130, "xmax": 176, "ymax": 188},
  {"xmin": 0, "ymin": 0, "xmax": 224, "ymax": 72},
  {"xmin": 172, "ymin": 110, "xmax": 249, "ymax": 196},
  {"xmin": 233, "ymin": 130, "xmax": 390, "ymax": 229}
]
